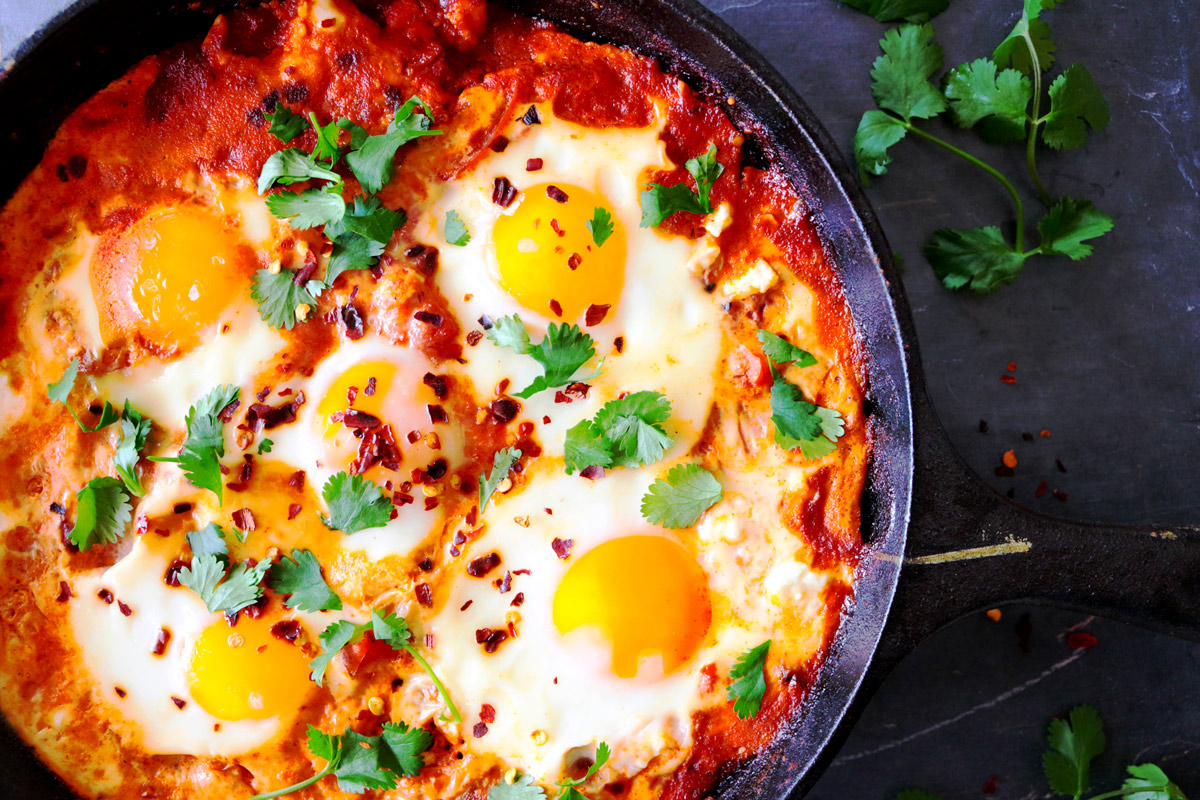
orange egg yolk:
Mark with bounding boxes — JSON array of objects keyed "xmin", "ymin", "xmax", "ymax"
[
  {"xmin": 316, "ymin": 361, "xmax": 400, "ymax": 436},
  {"xmin": 187, "ymin": 614, "xmax": 312, "ymax": 721},
  {"xmin": 126, "ymin": 207, "xmax": 249, "ymax": 349},
  {"xmin": 492, "ymin": 183, "xmax": 626, "ymax": 323},
  {"xmin": 552, "ymin": 535, "xmax": 711, "ymax": 679}
]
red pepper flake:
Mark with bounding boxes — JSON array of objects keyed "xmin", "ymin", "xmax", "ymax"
[
  {"xmin": 1066, "ymin": 631, "xmax": 1098, "ymax": 649},
  {"xmin": 427, "ymin": 404, "xmax": 449, "ymax": 424},
  {"xmin": 548, "ymin": 299, "xmax": 563, "ymax": 317},
  {"xmin": 1035, "ymin": 481, "xmax": 1048, "ymax": 498},
  {"xmin": 337, "ymin": 409, "xmax": 382, "ymax": 429},
  {"xmin": 552, "ymin": 538, "xmax": 574, "ymax": 559},
  {"xmin": 340, "ymin": 303, "xmax": 365, "ymax": 340},
  {"xmin": 424, "ymin": 497, "xmax": 439, "ymax": 511},
  {"xmin": 554, "ymin": 391, "xmax": 571, "ymax": 404},
  {"xmin": 247, "ymin": 393, "xmax": 306, "ymax": 431},
  {"xmin": 475, "ymin": 627, "xmax": 509, "ymax": 653},
  {"xmin": 1040, "ymin": 429, "xmax": 1051, "ymax": 438},
  {"xmin": 584, "ymin": 304, "xmax": 611, "ymax": 326},
  {"xmin": 164, "ymin": 560, "xmax": 186, "ymax": 587},
  {"xmin": 172, "ymin": 502, "xmax": 193, "ymax": 514},
  {"xmin": 480, "ymin": 703, "xmax": 496, "ymax": 723},
  {"xmin": 580, "ymin": 465, "xmax": 605, "ymax": 481},
  {"xmin": 288, "ymin": 470, "xmax": 307, "ymax": 490},
  {"xmin": 473, "ymin": 722, "xmax": 489, "ymax": 738},
  {"xmin": 491, "ymin": 136, "xmax": 510, "ymax": 152},
  {"xmin": 414, "ymin": 310, "xmax": 443, "ymax": 327},
  {"xmin": 218, "ymin": 398, "xmax": 241, "ymax": 423},
  {"xmin": 550, "ymin": 218, "xmax": 565, "ymax": 238},
  {"xmin": 415, "ymin": 583, "xmax": 433, "ymax": 607},
  {"xmin": 1002, "ymin": 450, "xmax": 1018, "ymax": 469},
  {"xmin": 230, "ymin": 508, "xmax": 255, "ymax": 532},
  {"xmin": 496, "ymin": 571, "xmax": 513, "ymax": 594},
  {"xmin": 153, "ymin": 628, "xmax": 171, "ymax": 655},
  {"xmin": 1056, "ymin": 458, "xmax": 1068, "ymax": 473},
  {"xmin": 567, "ymin": 253, "xmax": 582, "ymax": 271},
  {"xmin": 98, "ymin": 589, "xmax": 114, "ymax": 604},
  {"xmin": 405, "ymin": 245, "xmax": 440, "ymax": 276},
  {"xmin": 1006, "ymin": 361, "xmax": 1017, "ymax": 373},
  {"xmin": 492, "ymin": 177, "xmax": 519, "ymax": 208},
  {"xmin": 1000, "ymin": 374, "xmax": 1016, "ymax": 384},
  {"xmin": 543, "ymin": 415, "xmax": 551, "ymax": 424},
  {"xmin": 526, "ymin": 157, "xmax": 543, "ymax": 171},
  {"xmin": 53, "ymin": 580, "xmax": 72, "ymax": 602},
  {"xmin": 511, "ymin": 592, "xmax": 525, "ymax": 607},
  {"xmin": 115, "ymin": 687, "xmax": 127, "ymax": 698},
  {"xmin": 286, "ymin": 503, "xmax": 302, "ymax": 520},
  {"xmin": 478, "ymin": 314, "xmax": 494, "ymax": 330},
  {"xmin": 982, "ymin": 775, "xmax": 1000, "ymax": 794},
  {"xmin": 423, "ymin": 372, "xmax": 449, "ymax": 400},
  {"xmin": 467, "ymin": 330, "xmax": 484, "ymax": 346},
  {"xmin": 460, "ymin": 599, "xmax": 474, "ymax": 611},
  {"xmin": 407, "ymin": 430, "xmax": 421, "ymax": 444},
  {"xmin": 490, "ymin": 398, "xmax": 521, "ymax": 423},
  {"xmin": 118, "ymin": 601, "xmax": 133, "ymax": 617},
  {"xmin": 255, "ymin": 386, "xmax": 272, "ymax": 402},
  {"xmin": 49, "ymin": 501, "xmax": 66, "ymax": 515},
  {"xmin": 467, "ymin": 552, "xmax": 502, "ymax": 577},
  {"xmin": 546, "ymin": 185, "xmax": 568, "ymax": 203},
  {"xmin": 270, "ymin": 620, "xmax": 301, "ymax": 642},
  {"xmin": 171, "ymin": 696, "xmax": 187, "ymax": 709},
  {"xmin": 521, "ymin": 106, "xmax": 541, "ymax": 125},
  {"xmin": 427, "ymin": 459, "xmax": 448, "ymax": 480},
  {"xmin": 1052, "ymin": 489, "xmax": 1068, "ymax": 502},
  {"xmin": 613, "ymin": 336, "xmax": 624, "ymax": 353}
]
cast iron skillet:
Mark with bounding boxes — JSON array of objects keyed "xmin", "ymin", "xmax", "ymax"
[{"xmin": 2, "ymin": 0, "xmax": 1199, "ymax": 798}]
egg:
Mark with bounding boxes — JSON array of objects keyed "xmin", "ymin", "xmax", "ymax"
[{"xmin": 413, "ymin": 106, "xmax": 727, "ymax": 460}]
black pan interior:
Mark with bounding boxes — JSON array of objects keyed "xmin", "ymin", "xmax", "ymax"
[{"xmin": 0, "ymin": 1, "xmax": 915, "ymax": 797}]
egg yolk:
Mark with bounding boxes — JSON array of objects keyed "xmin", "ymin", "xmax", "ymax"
[
  {"xmin": 552, "ymin": 535, "xmax": 711, "ymax": 679},
  {"xmin": 316, "ymin": 361, "xmax": 401, "ymax": 436},
  {"xmin": 127, "ymin": 207, "xmax": 249, "ymax": 349},
  {"xmin": 188, "ymin": 614, "xmax": 312, "ymax": 721},
  {"xmin": 492, "ymin": 183, "xmax": 626, "ymax": 322}
]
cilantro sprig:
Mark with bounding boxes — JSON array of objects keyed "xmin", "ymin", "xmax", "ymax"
[
  {"xmin": 47, "ymin": 358, "xmax": 119, "ymax": 433},
  {"xmin": 839, "ymin": 0, "xmax": 947, "ymax": 22},
  {"xmin": 247, "ymin": 722, "xmax": 433, "ymax": 800},
  {"xmin": 268, "ymin": 549, "xmax": 343, "ymax": 612},
  {"xmin": 179, "ymin": 553, "xmax": 273, "ymax": 615},
  {"xmin": 640, "ymin": 143, "xmax": 724, "ymax": 227},
  {"xmin": 727, "ymin": 640, "xmax": 771, "ymax": 719},
  {"xmin": 641, "ymin": 464, "xmax": 723, "ymax": 529},
  {"xmin": 479, "ymin": 447, "xmax": 521, "ymax": 513},
  {"xmin": 564, "ymin": 391, "xmax": 674, "ymax": 475},
  {"xmin": 308, "ymin": 610, "xmax": 462, "ymax": 723},
  {"xmin": 587, "ymin": 207, "xmax": 614, "ymax": 246},
  {"xmin": 150, "ymin": 385, "xmax": 238, "ymax": 503},
  {"xmin": 488, "ymin": 743, "xmax": 611, "ymax": 800},
  {"xmin": 70, "ymin": 476, "xmax": 132, "ymax": 551},
  {"xmin": 852, "ymin": 5, "xmax": 1113, "ymax": 293},
  {"xmin": 112, "ymin": 401, "xmax": 152, "ymax": 496},
  {"xmin": 320, "ymin": 472, "xmax": 393, "ymax": 534},
  {"xmin": 757, "ymin": 330, "xmax": 843, "ymax": 459},
  {"xmin": 486, "ymin": 315, "xmax": 598, "ymax": 398}
]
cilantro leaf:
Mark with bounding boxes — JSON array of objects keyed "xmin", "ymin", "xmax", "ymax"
[
  {"xmin": 768, "ymin": 370, "xmax": 844, "ymax": 459},
  {"xmin": 325, "ymin": 233, "xmax": 386, "ymax": 287},
  {"xmin": 324, "ymin": 195, "xmax": 406, "ymax": 245},
  {"xmin": 269, "ymin": 549, "xmax": 343, "ymax": 612},
  {"xmin": 151, "ymin": 385, "xmax": 238, "ymax": 502},
  {"xmin": 586, "ymin": 207, "xmax": 614, "ymax": 247},
  {"xmin": 685, "ymin": 143, "xmax": 724, "ymax": 213},
  {"xmin": 854, "ymin": 110, "xmax": 909, "ymax": 181},
  {"xmin": 337, "ymin": 117, "xmax": 370, "ymax": 149},
  {"xmin": 839, "ymin": 0, "xmax": 947, "ymax": 22},
  {"xmin": 1042, "ymin": 63, "xmax": 1110, "ymax": 150},
  {"xmin": 1043, "ymin": 705, "xmax": 1106, "ymax": 798},
  {"xmin": 479, "ymin": 447, "xmax": 521, "ymax": 512},
  {"xmin": 309, "ymin": 113, "xmax": 346, "ymax": 165},
  {"xmin": 257, "ymin": 147, "xmax": 341, "ymax": 194},
  {"xmin": 257, "ymin": 438, "xmax": 274, "ymax": 455},
  {"xmin": 344, "ymin": 98, "xmax": 441, "ymax": 193},
  {"xmin": 485, "ymin": 314, "xmax": 533, "ymax": 353},
  {"xmin": 445, "ymin": 210, "xmax": 471, "ymax": 246},
  {"xmin": 870, "ymin": 23, "xmax": 947, "ymax": 122},
  {"xmin": 251, "ymin": 267, "xmax": 324, "ymax": 330},
  {"xmin": 186, "ymin": 522, "xmax": 228, "ymax": 559},
  {"xmin": 379, "ymin": 721, "xmax": 435, "ymax": 778},
  {"xmin": 641, "ymin": 464, "xmax": 723, "ymax": 529},
  {"xmin": 503, "ymin": 319, "xmax": 597, "ymax": 399},
  {"xmin": 248, "ymin": 724, "xmax": 422, "ymax": 800},
  {"xmin": 333, "ymin": 729, "xmax": 399, "ymax": 793},
  {"xmin": 309, "ymin": 619, "xmax": 367, "ymax": 685},
  {"xmin": 320, "ymin": 472, "xmax": 393, "ymax": 534},
  {"xmin": 179, "ymin": 553, "xmax": 273, "ymax": 615},
  {"xmin": 489, "ymin": 773, "xmax": 547, "ymax": 800},
  {"xmin": 894, "ymin": 792, "xmax": 942, "ymax": 800},
  {"xmin": 46, "ymin": 358, "xmax": 120, "ymax": 432},
  {"xmin": 266, "ymin": 185, "xmax": 347, "ymax": 229},
  {"xmin": 944, "ymin": 58, "xmax": 1032, "ymax": 143},
  {"xmin": 266, "ymin": 105, "xmax": 309, "ymax": 143},
  {"xmin": 994, "ymin": 12, "xmax": 1056, "ymax": 76},
  {"xmin": 1037, "ymin": 197, "xmax": 1114, "ymax": 260},
  {"xmin": 925, "ymin": 226, "xmax": 1029, "ymax": 293},
  {"xmin": 556, "ymin": 742, "xmax": 610, "ymax": 794},
  {"xmin": 590, "ymin": 391, "xmax": 674, "ymax": 469},
  {"xmin": 564, "ymin": 419, "xmax": 615, "ymax": 475},
  {"xmin": 70, "ymin": 477, "xmax": 131, "ymax": 550},
  {"xmin": 1122, "ymin": 763, "xmax": 1187, "ymax": 800},
  {"xmin": 727, "ymin": 640, "xmax": 771, "ymax": 719},
  {"xmin": 757, "ymin": 330, "xmax": 817, "ymax": 368},
  {"xmin": 113, "ymin": 402, "xmax": 152, "ymax": 496}
]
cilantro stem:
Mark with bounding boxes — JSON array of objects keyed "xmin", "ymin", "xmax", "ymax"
[
  {"xmin": 902, "ymin": 122, "xmax": 1026, "ymax": 252},
  {"xmin": 1082, "ymin": 785, "xmax": 1172, "ymax": 800},
  {"xmin": 1021, "ymin": 28, "xmax": 1052, "ymax": 206},
  {"xmin": 248, "ymin": 762, "xmax": 333, "ymax": 800},
  {"xmin": 402, "ymin": 643, "xmax": 463, "ymax": 724}
]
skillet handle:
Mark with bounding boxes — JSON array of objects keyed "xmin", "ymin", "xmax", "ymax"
[{"xmin": 872, "ymin": 389, "xmax": 1200, "ymax": 672}]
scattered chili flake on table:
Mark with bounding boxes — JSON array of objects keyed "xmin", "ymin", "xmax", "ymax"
[
  {"xmin": 1066, "ymin": 631, "xmax": 1098, "ymax": 650},
  {"xmin": 1006, "ymin": 361, "xmax": 1017, "ymax": 373},
  {"xmin": 1002, "ymin": 450, "xmax": 1018, "ymax": 469},
  {"xmin": 1000, "ymin": 374, "xmax": 1017, "ymax": 384},
  {"xmin": 986, "ymin": 609, "xmax": 1002, "ymax": 622}
]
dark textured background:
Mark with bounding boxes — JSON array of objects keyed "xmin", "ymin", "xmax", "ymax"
[{"xmin": 2, "ymin": 0, "xmax": 1199, "ymax": 797}]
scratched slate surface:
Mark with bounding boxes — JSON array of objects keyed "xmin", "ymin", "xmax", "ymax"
[{"xmin": 2, "ymin": 0, "xmax": 1199, "ymax": 797}]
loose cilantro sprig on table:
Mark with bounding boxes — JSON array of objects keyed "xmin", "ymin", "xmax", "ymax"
[
  {"xmin": 70, "ymin": 476, "xmax": 132, "ymax": 551},
  {"xmin": 757, "ymin": 330, "xmax": 844, "ymax": 459},
  {"xmin": 486, "ymin": 315, "xmax": 598, "ymax": 398},
  {"xmin": 321, "ymin": 472, "xmax": 393, "ymax": 534},
  {"xmin": 839, "ymin": 0, "xmax": 947, "ymax": 22},
  {"xmin": 727, "ymin": 640, "xmax": 772, "ymax": 719},
  {"xmin": 488, "ymin": 743, "xmax": 611, "ymax": 800},
  {"xmin": 640, "ymin": 143, "xmax": 724, "ymax": 227},
  {"xmin": 309, "ymin": 610, "xmax": 462, "ymax": 724},
  {"xmin": 479, "ymin": 447, "xmax": 521, "ymax": 513},
  {"xmin": 564, "ymin": 391, "xmax": 674, "ymax": 475},
  {"xmin": 47, "ymin": 358, "xmax": 119, "ymax": 432},
  {"xmin": 641, "ymin": 464, "xmax": 723, "ymax": 529},
  {"xmin": 179, "ymin": 553, "xmax": 273, "ymax": 615},
  {"xmin": 851, "ymin": 3, "xmax": 1113, "ymax": 293},
  {"xmin": 897, "ymin": 705, "xmax": 1189, "ymax": 800},
  {"xmin": 150, "ymin": 385, "xmax": 238, "ymax": 503},
  {"xmin": 269, "ymin": 549, "xmax": 343, "ymax": 612},
  {"xmin": 248, "ymin": 722, "xmax": 433, "ymax": 800}
]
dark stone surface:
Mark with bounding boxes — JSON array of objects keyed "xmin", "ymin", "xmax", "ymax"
[{"xmin": 2, "ymin": 0, "xmax": 1198, "ymax": 797}]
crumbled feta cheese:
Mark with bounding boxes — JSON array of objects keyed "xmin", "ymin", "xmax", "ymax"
[{"xmin": 721, "ymin": 259, "xmax": 778, "ymax": 300}]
